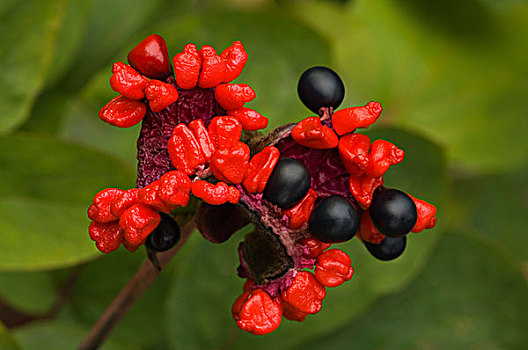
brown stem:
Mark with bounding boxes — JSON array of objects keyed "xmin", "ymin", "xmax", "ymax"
[{"xmin": 78, "ymin": 218, "xmax": 196, "ymax": 350}]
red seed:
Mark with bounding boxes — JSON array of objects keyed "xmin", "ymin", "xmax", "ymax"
[
  {"xmin": 221, "ymin": 41, "xmax": 248, "ymax": 83},
  {"xmin": 173, "ymin": 43, "xmax": 202, "ymax": 89},
  {"xmin": 198, "ymin": 45, "xmax": 226, "ymax": 88},
  {"xmin": 145, "ymin": 79, "xmax": 179, "ymax": 112},
  {"xmin": 332, "ymin": 101, "xmax": 382, "ymax": 135},
  {"xmin": 214, "ymin": 83, "xmax": 255, "ymax": 111},
  {"xmin": 127, "ymin": 34, "xmax": 172, "ymax": 79}
]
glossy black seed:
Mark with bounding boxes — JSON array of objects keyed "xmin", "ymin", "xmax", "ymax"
[
  {"xmin": 308, "ymin": 195, "xmax": 359, "ymax": 243},
  {"xmin": 297, "ymin": 66, "xmax": 345, "ymax": 114},
  {"xmin": 263, "ymin": 158, "xmax": 311, "ymax": 209},
  {"xmin": 364, "ymin": 236, "xmax": 406, "ymax": 261},
  {"xmin": 145, "ymin": 212, "xmax": 181, "ymax": 252},
  {"xmin": 369, "ymin": 188, "xmax": 417, "ymax": 238}
]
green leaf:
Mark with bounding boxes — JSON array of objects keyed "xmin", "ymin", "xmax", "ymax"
[
  {"xmin": 0, "ymin": 322, "xmax": 19, "ymax": 350},
  {"xmin": 302, "ymin": 232, "xmax": 528, "ymax": 349},
  {"xmin": 67, "ymin": 248, "xmax": 175, "ymax": 348},
  {"xmin": 451, "ymin": 165, "xmax": 528, "ymax": 262},
  {"xmin": 0, "ymin": 0, "xmax": 68, "ymax": 134},
  {"xmin": 165, "ymin": 128, "xmax": 448, "ymax": 348},
  {"xmin": 64, "ymin": 0, "xmax": 165, "ymax": 90},
  {"xmin": 12, "ymin": 321, "xmax": 128, "ymax": 350},
  {"xmin": 0, "ymin": 272, "xmax": 55, "ymax": 315},
  {"xmin": 0, "ymin": 135, "xmax": 134, "ymax": 271},
  {"xmin": 286, "ymin": 0, "xmax": 528, "ymax": 172},
  {"xmin": 60, "ymin": 97, "xmax": 140, "ymax": 170}
]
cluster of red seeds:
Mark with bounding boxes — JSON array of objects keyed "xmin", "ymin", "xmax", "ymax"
[{"xmin": 87, "ymin": 34, "xmax": 438, "ymax": 336}]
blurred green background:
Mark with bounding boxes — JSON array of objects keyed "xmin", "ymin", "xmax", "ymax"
[{"xmin": 0, "ymin": 0, "xmax": 527, "ymax": 349}]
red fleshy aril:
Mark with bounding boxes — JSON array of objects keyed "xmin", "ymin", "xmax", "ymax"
[
  {"xmin": 291, "ymin": 117, "xmax": 338, "ymax": 149},
  {"xmin": 227, "ymin": 108, "xmax": 268, "ymax": 131},
  {"xmin": 158, "ymin": 171, "xmax": 192, "ymax": 207},
  {"xmin": 283, "ymin": 188, "xmax": 317, "ymax": 229},
  {"xmin": 127, "ymin": 34, "xmax": 172, "ymax": 79},
  {"xmin": 198, "ymin": 45, "xmax": 226, "ymax": 88},
  {"xmin": 110, "ymin": 62, "xmax": 148, "ymax": 100},
  {"xmin": 242, "ymin": 146, "xmax": 280, "ymax": 193},
  {"xmin": 338, "ymin": 133, "xmax": 371, "ymax": 176},
  {"xmin": 314, "ymin": 249, "xmax": 354, "ymax": 288},
  {"xmin": 366, "ymin": 140, "xmax": 404, "ymax": 177},
  {"xmin": 208, "ymin": 116, "xmax": 242, "ymax": 150},
  {"xmin": 192, "ymin": 180, "xmax": 239, "ymax": 205},
  {"xmin": 188, "ymin": 119, "xmax": 215, "ymax": 162},
  {"xmin": 119, "ymin": 203, "xmax": 161, "ymax": 246},
  {"xmin": 88, "ymin": 188, "xmax": 125, "ymax": 223},
  {"xmin": 232, "ymin": 289, "xmax": 282, "ymax": 336},
  {"xmin": 300, "ymin": 237, "xmax": 331, "ymax": 258},
  {"xmin": 99, "ymin": 96, "xmax": 147, "ymax": 128},
  {"xmin": 331, "ymin": 101, "xmax": 382, "ymax": 135},
  {"xmin": 221, "ymin": 41, "xmax": 248, "ymax": 83},
  {"xmin": 348, "ymin": 173, "xmax": 384, "ymax": 209},
  {"xmin": 168, "ymin": 124, "xmax": 205, "ymax": 175},
  {"xmin": 209, "ymin": 142, "xmax": 250, "ymax": 184},
  {"xmin": 88, "ymin": 221, "xmax": 123, "ymax": 253},
  {"xmin": 409, "ymin": 194, "xmax": 437, "ymax": 233},
  {"xmin": 110, "ymin": 188, "xmax": 141, "ymax": 217},
  {"xmin": 358, "ymin": 210, "xmax": 385, "ymax": 244},
  {"xmin": 145, "ymin": 79, "xmax": 179, "ymax": 112},
  {"xmin": 138, "ymin": 180, "xmax": 174, "ymax": 214},
  {"xmin": 214, "ymin": 83, "xmax": 255, "ymax": 110},
  {"xmin": 281, "ymin": 271, "xmax": 326, "ymax": 314},
  {"xmin": 172, "ymin": 43, "xmax": 202, "ymax": 89}
]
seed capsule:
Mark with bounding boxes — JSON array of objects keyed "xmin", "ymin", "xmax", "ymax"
[
  {"xmin": 308, "ymin": 195, "xmax": 359, "ymax": 243},
  {"xmin": 297, "ymin": 66, "xmax": 345, "ymax": 114},
  {"xmin": 364, "ymin": 236, "xmax": 406, "ymax": 261},
  {"xmin": 369, "ymin": 188, "xmax": 417, "ymax": 237},
  {"xmin": 145, "ymin": 212, "xmax": 181, "ymax": 252},
  {"xmin": 263, "ymin": 158, "xmax": 311, "ymax": 209}
]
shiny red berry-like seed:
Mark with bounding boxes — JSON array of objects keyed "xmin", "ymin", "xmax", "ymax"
[
  {"xmin": 145, "ymin": 212, "xmax": 181, "ymax": 252},
  {"xmin": 301, "ymin": 237, "xmax": 331, "ymax": 258},
  {"xmin": 364, "ymin": 235, "xmax": 406, "ymax": 261},
  {"xmin": 263, "ymin": 158, "xmax": 311, "ymax": 209},
  {"xmin": 366, "ymin": 140, "xmax": 405, "ymax": 178},
  {"xmin": 308, "ymin": 195, "xmax": 359, "ymax": 243},
  {"xmin": 348, "ymin": 173, "xmax": 384, "ymax": 209},
  {"xmin": 158, "ymin": 170, "xmax": 192, "ymax": 207},
  {"xmin": 127, "ymin": 34, "xmax": 172, "ymax": 79},
  {"xmin": 191, "ymin": 180, "xmax": 238, "ymax": 205},
  {"xmin": 208, "ymin": 116, "xmax": 242, "ymax": 150},
  {"xmin": 99, "ymin": 96, "xmax": 147, "ymax": 128},
  {"xmin": 338, "ymin": 133, "xmax": 371, "ymax": 176},
  {"xmin": 359, "ymin": 210, "xmax": 385, "ymax": 244},
  {"xmin": 168, "ymin": 124, "xmax": 205, "ymax": 175},
  {"xmin": 369, "ymin": 188, "xmax": 417, "ymax": 237},
  {"xmin": 297, "ymin": 66, "xmax": 344, "ymax": 114},
  {"xmin": 232, "ymin": 289, "xmax": 282, "ymax": 336}
]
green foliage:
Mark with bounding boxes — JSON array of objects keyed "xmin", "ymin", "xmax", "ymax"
[{"xmin": 0, "ymin": 0, "xmax": 526, "ymax": 348}]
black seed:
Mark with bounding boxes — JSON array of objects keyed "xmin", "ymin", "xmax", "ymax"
[
  {"xmin": 369, "ymin": 188, "xmax": 417, "ymax": 238},
  {"xmin": 145, "ymin": 212, "xmax": 181, "ymax": 252},
  {"xmin": 263, "ymin": 158, "xmax": 311, "ymax": 209},
  {"xmin": 308, "ymin": 195, "xmax": 359, "ymax": 243},
  {"xmin": 364, "ymin": 236, "xmax": 406, "ymax": 261},
  {"xmin": 297, "ymin": 66, "xmax": 345, "ymax": 114}
]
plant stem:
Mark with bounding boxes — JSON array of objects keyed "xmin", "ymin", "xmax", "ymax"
[{"xmin": 78, "ymin": 218, "xmax": 196, "ymax": 350}]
